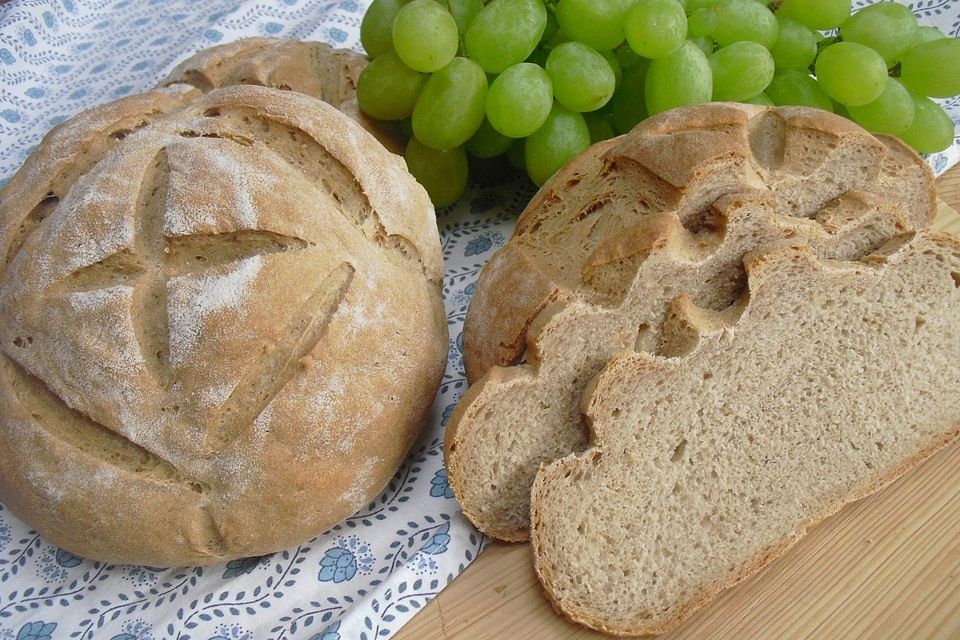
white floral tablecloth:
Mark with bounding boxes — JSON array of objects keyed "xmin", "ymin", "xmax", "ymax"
[{"xmin": 0, "ymin": 2, "xmax": 957, "ymax": 640}]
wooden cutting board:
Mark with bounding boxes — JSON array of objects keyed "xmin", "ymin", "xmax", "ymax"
[{"xmin": 395, "ymin": 165, "xmax": 960, "ymax": 640}]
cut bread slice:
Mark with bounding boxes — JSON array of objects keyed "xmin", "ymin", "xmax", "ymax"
[
  {"xmin": 446, "ymin": 104, "xmax": 936, "ymax": 541},
  {"xmin": 530, "ymin": 231, "xmax": 960, "ymax": 636}
]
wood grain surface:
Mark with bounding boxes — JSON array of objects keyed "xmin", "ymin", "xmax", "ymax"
[{"xmin": 394, "ymin": 165, "xmax": 960, "ymax": 640}]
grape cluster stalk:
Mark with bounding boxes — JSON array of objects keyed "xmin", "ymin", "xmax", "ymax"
[{"xmin": 357, "ymin": 0, "xmax": 960, "ymax": 206}]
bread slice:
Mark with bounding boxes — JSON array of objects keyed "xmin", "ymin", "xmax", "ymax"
[
  {"xmin": 530, "ymin": 231, "xmax": 960, "ymax": 636},
  {"xmin": 446, "ymin": 104, "xmax": 936, "ymax": 541}
]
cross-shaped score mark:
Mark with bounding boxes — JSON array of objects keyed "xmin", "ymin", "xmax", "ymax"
[{"xmin": 46, "ymin": 148, "xmax": 350, "ymax": 458}]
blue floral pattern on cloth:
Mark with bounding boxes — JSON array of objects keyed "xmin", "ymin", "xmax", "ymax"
[{"xmin": 0, "ymin": 1, "xmax": 956, "ymax": 638}]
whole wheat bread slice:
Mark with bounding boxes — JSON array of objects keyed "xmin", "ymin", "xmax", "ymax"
[
  {"xmin": 530, "ymin": 231, "xmax": 960, "ymax": 637},
  {"xmin": 446, "ymin": 104, "xmax": 936, "ymax": 541}
]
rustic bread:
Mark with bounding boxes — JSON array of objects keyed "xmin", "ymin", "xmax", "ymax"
[
  {"xmin": 447, "ymin": 104, "xmax": 936, "ymax": 541},
  {"xmin": 530, "ymin": 231, "xmax": 960, "ymax": 636},
  {"xmin": 161, "ymin": 37, "xmax": 403, "ymax": 153},
  {"xmin": 0, "ymin": 83, "xmax": 446, "ymax": 566}
]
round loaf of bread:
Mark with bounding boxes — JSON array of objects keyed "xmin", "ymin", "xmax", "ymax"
[
  {"xmin": 0, "ymin": 83, "xmax": 447, "ymax": 566},
  {"xmin": 160, "ymin": 37, "xmax": 404, "ymax": 154}
]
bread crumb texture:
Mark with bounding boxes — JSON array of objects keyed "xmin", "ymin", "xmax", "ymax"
[
  {"xmin": 0, "ymin": 83, "xmax": 446, "ymax": 566},
  {"xmin": 531, "ymin": 232, "xmax": 960, "ymax": 636}
]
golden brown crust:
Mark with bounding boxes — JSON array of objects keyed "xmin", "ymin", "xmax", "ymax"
[
  {"xmin": 461, "ymin": 243, "xmax": 562, "ymax": 383},
  {"xmin": 0, "ymin": 84, "xmax": 445, "ymax": 566},
  {"xmin": 160, "ymin": 37, "xmax": 404, "ymax": 154}
]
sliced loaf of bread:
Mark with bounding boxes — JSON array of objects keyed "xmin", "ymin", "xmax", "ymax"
[
  {"xmin": 530, "ymin": 231, "xmax": 960, "ymax": 636},
  {"xmin": 446, "ymin": 104, "xmax": 936, "ymax": 541}
]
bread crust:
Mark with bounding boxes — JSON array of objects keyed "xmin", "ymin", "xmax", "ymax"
[
  {"xmin": 0, "ymin": 84, "xmax": 445, "ymax": 566},
  {"xmin": 160, "ymin": 37, "xmax": 404, "ymax": 154}
]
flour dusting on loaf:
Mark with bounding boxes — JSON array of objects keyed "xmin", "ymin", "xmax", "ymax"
[{"xmin": 167, "ymin": 255, "xmax": 264, "ymax": 362}]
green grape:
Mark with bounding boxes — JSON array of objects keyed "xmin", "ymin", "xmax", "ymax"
[
  {"xmin": 765, "ymin": 69, "xmax": 833, "ymax": 111},
  {"xmin": 625, "ymin": 0, "xmax": 687, "ymax": 59},
  {"xmin": 525, "ymin": 102, "xmax": 591, "ymax": 185},
  {"xmin": 360, "ymin": 0, "xmax": 408, "ymax": 58},
  {"xmin": 584, "ymin": 112, "xmax": 617, "ymax": 143},
  {"xmin": 644, "ymin": 40, "xmax": 712, "ymax": 115},
  {"xmin": 404, "ymin": 137, "xmax": 468, "ymax": 207},
  {"xmin": 412, "ymin": 57, "xmax": 488, "ymax": 149},
  {"xmin": 846, "ymin": 78, "xmax": 915, "ymax": 135},
  {"xmin": 710, "ymin": 41, "xmax": 775, "ymax": 102},
  {"xmin": 486, "ymin": 62, "xmax": 553, "ymax": 137},
  {"xmin": 393, "ymin": 0, "xmax": 459, "ymax": 72},
  {"xmin": 744, "ymin": 92, "xmax": 774, "ymax": 106},
  {"xmin": 898, "ymin": 95, "xmax": 955, "ymax": 153},
  {"xmin": 357, "ymin": 51, "xmax": 428, "ymax": 120},
  {"xmin": 600, "ymin": 50, "xmax": 623, "ymax": 88},
  {"xmin": 507, "ymin": 139, "xmax": 527, "ymax": 170},
  {"xmin": 900, "ymin": 38, "xmax": 960, "ymax": 98},
  {"xmin": 465, "ymin": 118, "xmax": 515, "ymax": 157},
  {"xmin": 770, "ymin": 17, "xmax": 817, "ymax": 71},
  {"xmin": 815, "ymin": 42, "xmax": 887, "ymax": 106},
  {"xmin": 546, "ymin": 42, "xmax": 617, "ymax": 112},
  {"xmin": 557, "ymin": 0, "xmax": 636, "ymax": 50},
  {"xmin": 839, "ymin": 2, "xmax": 919, "ymax": 67},
  {"xmin": 688, "ymin": 8, "xmax": 717, "ymax": 37},
  {"xmin": 690, "ymin": 36, "xmax": 715, "ymax": 56},
  {"xmin": 612, "ymin": 63, "xmax": 649, "ymax": 133},
  {"xmin": 913, "ymin": 26, "xmax": 947, "ymax": 46},
  {"xmin": 616, "ymin": 45, "xmax": 647, "ymax": 68},
  {"xmin": 443, "ymin": 0, "xmax": 483, "ymax": 35},
  {"xmin": 712, "ymin": 0, "xmax": 778, "ymax": 49},
  {"xmin": 465, "ymin": 0, "xmax": 547, "ymax": 73},
  {"xmin": 777, "ymin": 0, "xmax": 851, "ymax": 30}
]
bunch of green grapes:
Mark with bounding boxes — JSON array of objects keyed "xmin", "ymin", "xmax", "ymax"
[{"xmin": 358, "ymin": 0, "xmax": 960, "ymax": 206}]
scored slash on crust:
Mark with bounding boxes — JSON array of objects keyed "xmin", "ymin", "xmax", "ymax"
[
  {"xmin": 46, "ymin": 148, "xmax": 316, "ymax": 392},
  {"xmin": 204, "ymin": 262, "xmax": 354, "ymax": 456}
]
